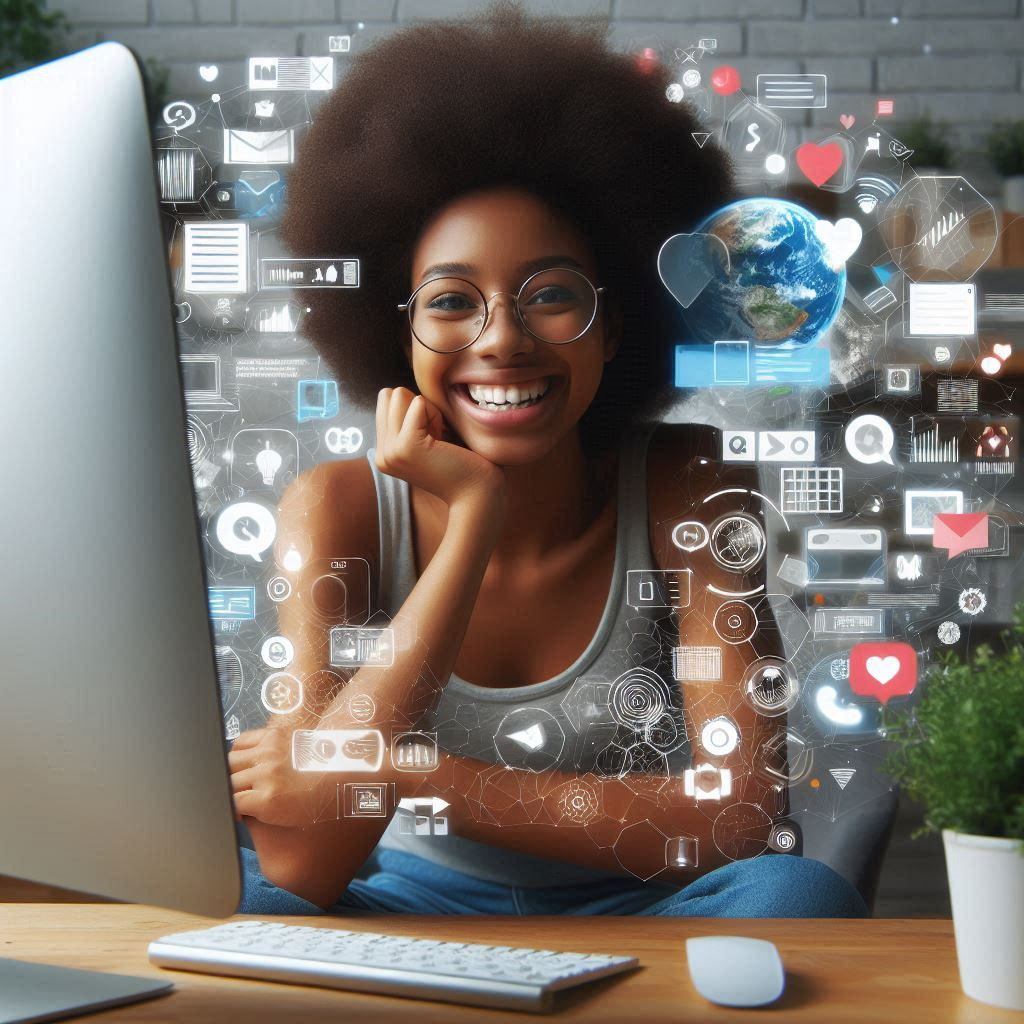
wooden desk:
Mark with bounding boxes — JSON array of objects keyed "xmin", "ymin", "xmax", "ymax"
[{"xmin": 1, "ymin": 905, "xmax": 1019, "ymax": 1023}]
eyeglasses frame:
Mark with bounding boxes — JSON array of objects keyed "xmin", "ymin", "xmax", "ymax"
[{"xmin": 397, "ymin": 266, "xmax": 607, "ymax": 354}]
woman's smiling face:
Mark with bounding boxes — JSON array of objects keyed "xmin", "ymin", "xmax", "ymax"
[{"xmin": 405, "ymin": 187, "xmax": 618, "ymax": 467}]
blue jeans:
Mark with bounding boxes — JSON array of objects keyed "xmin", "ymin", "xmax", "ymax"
[{"xmin": 238, "ymin": 847, "xmax": 869, "ymax": 918}]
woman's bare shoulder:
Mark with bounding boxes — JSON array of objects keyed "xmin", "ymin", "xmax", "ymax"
[
  {"xmin": 277, "ymin": 456, "xmax": 380, "ymax": 566},
  {"xmin": 645, "ymin": 422, "xmax": 720, "ymax": 568}
]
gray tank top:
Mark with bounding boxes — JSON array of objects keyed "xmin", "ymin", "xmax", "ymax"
[{"xmin": 366, "ymin": 425, "xmax": 691, "ymax": 887}]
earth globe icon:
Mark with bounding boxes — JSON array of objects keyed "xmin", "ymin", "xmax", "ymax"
[{"xmin": 681, "ymin": 197, "xmax": 846, "ymax": 349}]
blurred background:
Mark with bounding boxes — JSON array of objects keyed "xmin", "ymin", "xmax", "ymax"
[{"xmin": 4, "ymin": 0, "xmax": 1023, "ymax": 915}]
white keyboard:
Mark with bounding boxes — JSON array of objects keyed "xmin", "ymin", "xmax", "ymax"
[{"xmin": 148, "ymin": 920, "xmax": 638, "ymax": 1013}]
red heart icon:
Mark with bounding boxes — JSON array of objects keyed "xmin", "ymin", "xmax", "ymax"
[
  {"xmin": 710, "ymin": 65, "xmax": 740, "ymax": 96},
  {"xmin": 796, "ymin": 142, "xmax": 844, "ymax": 188}
]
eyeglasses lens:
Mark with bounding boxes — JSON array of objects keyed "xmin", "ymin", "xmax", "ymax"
[{"xmin": 409, "ymin": 269, "xmax": 597, "ymax": 352}]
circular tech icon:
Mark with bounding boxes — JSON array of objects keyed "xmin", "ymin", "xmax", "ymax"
[
  {"xmin": 742, "ymin": 658, "xmax": 799, "ymax": 716},
  {"xmin": 609, "ymin": 667, "xmax": 671, "ymax": 731},
  {"xmin": 557, "ymin": 779, "xmax": 600, "ymax": 825},
  {"xmin": 266, "ymin": 576, "xmax": 292, "ymax": 603},
  {"xmin": 214, "ymin": 501, "xmax": 277, "ymax": 563},
  {"xmin": 671, "ymin": 520, "xmax": 710, "ymax": 552},
  {"xmin": 700, "ymin": 716, "xmax": 740, "ymax": 757},
  {"xmin": 260, "ymin": 635, "xmax": 295, "ymax": 669},
  {"xmin": 713, "ymin": 600, "xmax": 758, "ymax": 645},
  {"xmin": 260, "ymin": 672, "xmax": 303, "ymax": 715},
  {"xmin": 709, "ymin": 513, "xmax": 766, "ymax": 573}
]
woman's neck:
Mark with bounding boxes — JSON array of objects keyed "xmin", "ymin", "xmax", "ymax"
[
  {"xmin": 413, "ymin": 429, "xmax": 617, "ymax": 568},
  {"xmin": 495, "ymin": 430, "xmax": 615, "ymax": 564}
]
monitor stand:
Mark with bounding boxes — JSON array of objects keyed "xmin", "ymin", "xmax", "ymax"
[{"xmin": 0, "ymin": 958, "xmax": 172, "ymax": 1024}]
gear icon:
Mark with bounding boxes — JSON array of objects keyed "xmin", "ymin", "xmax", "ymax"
[{"xmin": 958, "ymin": 588, "xmax": 987, "ymax": 617}]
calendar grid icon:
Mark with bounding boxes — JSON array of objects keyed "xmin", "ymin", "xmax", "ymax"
[{"xmin": 780, "ymin": 467, "xmax": 844, "ymax": 514}]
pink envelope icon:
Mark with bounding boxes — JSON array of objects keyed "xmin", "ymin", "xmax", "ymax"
[{"xmin": 933, "ymin": 512, "xmax": 989, "ymax": 559}]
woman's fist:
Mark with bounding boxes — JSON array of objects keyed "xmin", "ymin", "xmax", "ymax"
[
  {"xmin": 374, "ymin": 388, "xmax": 504, "ymax": 509},
  {"xmin": 229, "ymin": 727, "xmax": 334, "ymax": 828}
]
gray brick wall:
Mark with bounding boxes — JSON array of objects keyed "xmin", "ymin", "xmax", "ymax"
[{"xmin": 48, "ymin": 0, "xmax": 1024, "ymax": 197}]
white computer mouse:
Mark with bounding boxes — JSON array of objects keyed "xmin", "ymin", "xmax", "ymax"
[{"xmin": 685, "ymin": 935, "xmax": 785, "ymax": 1008}]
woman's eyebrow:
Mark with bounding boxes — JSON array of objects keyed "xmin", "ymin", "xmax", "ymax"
[{"xmin": 417, "ymin": 255, "xmax": 585, "ymax": 284}]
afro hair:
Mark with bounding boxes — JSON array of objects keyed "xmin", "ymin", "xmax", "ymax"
[{"xmin": 280, "ymin": 1, "xmax": 735, "ymax": 453}]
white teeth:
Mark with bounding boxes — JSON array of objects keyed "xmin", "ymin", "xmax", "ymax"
[{"xmin": 466, "ymin": 378, "xmax": 551, "ymax": 407}]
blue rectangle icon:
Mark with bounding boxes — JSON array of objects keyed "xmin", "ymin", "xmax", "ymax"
[
  {"xmin": 674, "ymin": 342, "xmax": 830, "ymax": 388},
  {"xmin": 208, "ymin": 586, "xmax": 257, "ymax": 620}
]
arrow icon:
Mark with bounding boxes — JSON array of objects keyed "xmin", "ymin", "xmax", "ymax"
[
  {"xmin": 507, "ymin": 724, "xmax": 546, "ymax": 751},
  {"xmin": 691, "ymin": 132, "xmax": 713, "ymax": 148},
  {"xmin": 398, "ymin": 797, "xmax": 449, "ymax": 815}
]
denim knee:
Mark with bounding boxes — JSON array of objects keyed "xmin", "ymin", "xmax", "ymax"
[
  {"xmin": 237, "ymin": 847, "xmax": 327, "ymax": 916},
  {"xmin": 646, "ymin": 854, "xmax": 869, "ymax": 919}
]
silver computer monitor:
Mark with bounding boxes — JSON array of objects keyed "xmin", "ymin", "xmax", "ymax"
[{"xmin": 0, "ymin": 43, "xmax": 240, "ymax": 918}]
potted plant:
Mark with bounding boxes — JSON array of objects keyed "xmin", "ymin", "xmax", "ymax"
[
  {"xmin": 0, "ymin": 0, "xmax": 67, "ymax": 77},
  {"xmin": 987, "ymin": 121, "xmax": 1024, "ymax": 215},
  {"xmin": 897, "ymin": 113, "xmax": 954, "ymax": 177},
  {"xmin": 883, "ymin": 607, "xmax": 1024, "ymax": 1011}
]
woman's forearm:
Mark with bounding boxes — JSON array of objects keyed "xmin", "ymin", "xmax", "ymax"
[
  {"xmin": 246, "ymin": 487, "xmax": 505, "ymax": 903},
  {"xmin": 397, "ymin": 748, "xmax": 784, "ymax": 885}
]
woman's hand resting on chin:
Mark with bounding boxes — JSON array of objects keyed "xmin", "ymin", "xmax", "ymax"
[{"xmin": 375, "ymin": 387, "xmax": 505, "ymax": 514}]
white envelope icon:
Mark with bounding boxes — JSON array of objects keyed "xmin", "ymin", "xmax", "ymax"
[{"xmin": 223, "ymin": 128, "xmax": 294, "ymax": 165}]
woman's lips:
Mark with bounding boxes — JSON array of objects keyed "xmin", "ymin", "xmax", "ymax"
[{"xmin": 450, "ymin": 377, "xmax": 562, "ymax": 428}]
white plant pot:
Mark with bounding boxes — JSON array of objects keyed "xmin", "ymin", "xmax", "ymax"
[
  {"xmin": 1003, "ymin": 175, "xmax": 1024, "ymax": 216},
  {"xmin": 943, "ymin": 829, "xmax": 1024, "ymax": 1011}
]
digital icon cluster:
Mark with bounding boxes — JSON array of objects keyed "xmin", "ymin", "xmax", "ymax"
[{"xmin": 161, "ymin": 34, "xmax": 1020, "ymax": 882}]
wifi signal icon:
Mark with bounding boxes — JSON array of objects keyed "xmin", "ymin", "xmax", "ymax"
[
  {"xmin": 854, "ymin": 175, "xmax": 898, "ymax": 214},
  {"xmin": 829, "ymin": 767, "xmax": 857, "ymax": 790}
]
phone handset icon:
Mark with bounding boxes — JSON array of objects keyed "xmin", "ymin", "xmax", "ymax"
[{"xmin": 815, "ymin": 685, "xmax": 864, "ymax": 728}]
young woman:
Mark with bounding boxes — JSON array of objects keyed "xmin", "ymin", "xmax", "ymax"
[{"xmin": 227, "ymin": 3, "xmax": 867, "ymax": 918}]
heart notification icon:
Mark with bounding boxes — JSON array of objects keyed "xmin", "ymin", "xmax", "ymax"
[
  {"xmin": 710, "ymin": 65, "xmax": 741, "ymax": 96},
  {"xmin": 849, "ymin": 642, "xmax": 918, "ymax": 705}
]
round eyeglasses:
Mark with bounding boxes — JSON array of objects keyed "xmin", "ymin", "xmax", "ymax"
[{"xmin": 398, "ymin": 267, "xmax": 606, "ymax": 354}]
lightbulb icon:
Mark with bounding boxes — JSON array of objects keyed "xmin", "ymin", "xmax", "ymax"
[{"xmin": 255, "ymin": 441, "xmax": 282, "ymax": 486}]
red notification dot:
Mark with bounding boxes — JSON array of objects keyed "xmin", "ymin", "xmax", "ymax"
[{"xmin": 710, "ymin": 65, "xmax": 741, "ymax": 96}]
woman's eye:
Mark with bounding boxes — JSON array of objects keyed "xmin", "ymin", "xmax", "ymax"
[
  {"xmin": 525, "ymin": 286, "xmax": 576, "ymax": 305},
  {"xmin": 425, "ymin": 292, "xmax": 478, "ymax": 313}
]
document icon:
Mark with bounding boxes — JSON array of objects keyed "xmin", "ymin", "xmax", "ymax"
[
  {"xmin": 249, "ymin": 56, "xmax": 334, "ymax": 91},
  {"xmin": 223, "ymin": 128, "xmax": 294, "ymax": 164},
  {"xmin": 933, "ymin": 512, "xmax": 988, "ymax": 559},
  {"xmin": 756, "ymin": 73, "xmax": 827, "ymax": 108},
  {"xmin": 183, "ymin": 221, "xmax": 248, "ymax": 294},
  {"xmin": 627, "ymin": 569, "xmax": 691, "ymax": 609},
  {"xmin": 907, "ymin": 282, "xmax": 976, "ymax": 336}
]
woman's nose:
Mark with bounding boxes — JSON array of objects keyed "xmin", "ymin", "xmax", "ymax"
[{"xmin": 473, "ymin": 292, "xmax": 536, "ymax": 357}]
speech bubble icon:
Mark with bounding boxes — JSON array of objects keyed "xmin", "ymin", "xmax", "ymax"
[
  {"xmin": 849, "ymin": 642, "xmax": 917, "ymax": 706},
  {"xmin": 845, "ymin": 414, "xmax": 895, "ymax": 465},
  {"xmin": 657, "ymin": 232, "xmax": 731, "ymax": 308},
  {"xmin": 215, "ymin": 501, "xmax": 277, "ymax": 562},
  {"xmin": 933, "ymin": 512, "xmax": 989, "ymax": 559}
]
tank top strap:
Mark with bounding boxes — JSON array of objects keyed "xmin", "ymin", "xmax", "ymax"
[
  {"xmin": 615, "ymin": 422, "xmax": 658, "ymax": 570},
  {"xmin": 365, "ymin": 448, "xmax": 416, "ymax": 615}
]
